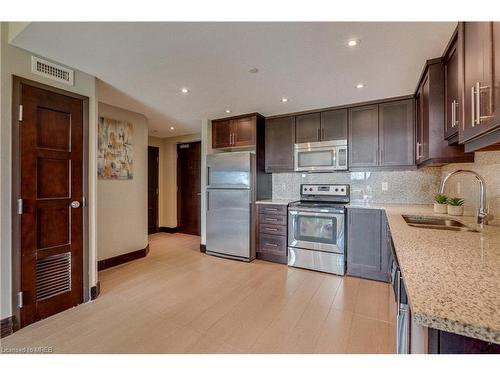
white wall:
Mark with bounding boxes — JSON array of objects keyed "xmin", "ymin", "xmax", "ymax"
[
  {"xmin": 0, "ymin": 23, "xmax": 99, "ymax": 319},
  {"xmin": 98, "ymin": 103, "xmax": 148, "ymax": 260}
]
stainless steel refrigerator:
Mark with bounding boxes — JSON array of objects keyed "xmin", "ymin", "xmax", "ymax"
[{"xmin": 206, "ymin": 152, "xmax": 260, "ymax": 262}]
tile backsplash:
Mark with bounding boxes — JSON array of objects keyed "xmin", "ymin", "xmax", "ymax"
[
  {"xmin": 441, "ymin": 151, "xmax": 500, "ymax": 219},
  {"xmin": 272, "ymin": 168, "xmax": 442, "ymax": 204},
  {"xmin": 272, "ymin": 150, "xmax": 500, "ymax": 220}
]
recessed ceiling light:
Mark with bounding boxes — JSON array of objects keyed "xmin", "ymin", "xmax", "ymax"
[
  {"xmin": 249, "ymin": 67, "xmax": 259, "ymax": 74},
  {"xmin": 347, "ymin": 39, "xmax": 359, "ymax": 47},
  {"xmin": 170, "ymin": 126, "xmax": 174, "ymax": 130},
  {"xmin": 180, "ymin": 88, "xmax": 189, "ymax": 94},
  {"xmin": 356, "ymin": 83, "xmax": 365, "ymax": 89},
  {"xmin": 281, "ymin": 98, "xmax": 288, "ymax": 103},
  {"xmin": 225, "ymin": 109, "xmax": 231, "ymax": 113}
]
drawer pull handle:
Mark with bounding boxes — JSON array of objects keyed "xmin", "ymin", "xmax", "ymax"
[
  {"xmin": 266, "ymin": 218, "xmax": 278, "ymax": 222},
  {"xmin": 264, "ymin": 243, "xmax": 278, "ymax": 247},
  {"xmin": 266, "ymin": 228, "xmax": 278, "ymax": 231}
]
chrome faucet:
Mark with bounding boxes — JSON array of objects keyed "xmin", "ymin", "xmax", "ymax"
[{"xmin": 439, "ymin": 169, "xmax": 489, "ymax": 225}]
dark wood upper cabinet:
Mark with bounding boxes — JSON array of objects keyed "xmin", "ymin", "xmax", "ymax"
[
  {"xmin": 321, "ymin": 109, "xmax": 348, "ymax": 141},
  {"xmin": 349, "ymin": 105, "xmax": 379, "ymax": 167},
  {"xmin": 211, "ymin": 114, "xmax": 262, "ymax": 149},
  {"xmin": 494, "ymin": 22, "xmax": 500, "ymax": 129},
  {"xmin": 459, "ymin": 22, "xmax": 500, "ymax": 151},
  {"xmin": 232, "ymin": 116, "xmax": 256, "ymax": 147},
  {"xmin": 212, "ymin": 119, "xmax": 232, "ymax": 149},
  {"xmin": 415, "ymin": 59, "xmax": 473, "ymax": 166},
  {"xmin": 295, "ymin": 113, "xmax": 321, "ymax": 143},
  {"xmin": 379, "ymin": 99, "xmax": 415, "ymax": 167},
  {"xmin": 265, "ymin": 116, "xmax": 295, "ymax": 172},
  {"xmin": 444, "ymin": 32, "xmax": 460, "ymax": 142},
  {"xmin": 295, "ymin": 110, "xmax": 348, "ymax": 144},
  {"xmin": 460, "ymin": 22, "xmax": 494, "ymax": 142}
]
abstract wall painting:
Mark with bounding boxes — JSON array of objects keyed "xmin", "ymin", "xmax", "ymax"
[{"xmin": 98, "ymin": 117, "xmax": 134, "ymax": 179}]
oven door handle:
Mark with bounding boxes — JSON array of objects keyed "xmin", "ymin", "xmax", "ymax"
[{"xmin": 289, "ymin": 210, "xmax": 344, "ymax": 217}]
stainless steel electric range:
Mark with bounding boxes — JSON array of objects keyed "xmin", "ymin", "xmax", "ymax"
[{"xmin": 287, "ymin": 184, "xmax": 349, "ymax": 275}]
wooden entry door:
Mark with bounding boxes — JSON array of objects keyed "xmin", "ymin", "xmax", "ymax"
[
  {"xmin": 17, "ymin": 81, "xmax": 85, "ymax": 327},
  {"xmin": 177, "ymin": 141, "xmax": 201, "ymax": 235},
  {"xmin": 148, "ymin": 146, "xmax": 159, "ymax": 234}
]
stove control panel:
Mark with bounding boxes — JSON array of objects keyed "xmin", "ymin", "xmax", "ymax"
[{"xmin": 301, "ymin": 184, "xmax": 349, "ymax": 197}]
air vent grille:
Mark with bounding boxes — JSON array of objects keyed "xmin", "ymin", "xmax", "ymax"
[
  {"xmin": 36, "ymin": 252, "xmax": 72, "ymax": 301},
  {"xmin": 31, "ymin": 56, "xmax": 74, "ymax": 86}
]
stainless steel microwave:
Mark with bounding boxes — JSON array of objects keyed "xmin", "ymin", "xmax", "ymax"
[{"xmin": 294, "ymin": 140, "xmax": 348, "ymax": 172}]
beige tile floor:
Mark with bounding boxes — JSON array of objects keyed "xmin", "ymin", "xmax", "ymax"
[{"xmin": 1, "ymin": 233, "xmax": 396, "ymax": 354}]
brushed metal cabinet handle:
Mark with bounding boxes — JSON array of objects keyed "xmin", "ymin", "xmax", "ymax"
[
  {"xmin": 264, "ymin": 243, "xmax": 278, "ymax": 247},
  {"xmin": 451, "ymin": 100, "xmax": 456, "ymax": 128},
  {"xmin": 475, "ymin": 82, "xmax": 481, "ymax": 126},
  {"xmin": 471, "ymin": 85, "xmax": 476, "ymax": 127}
]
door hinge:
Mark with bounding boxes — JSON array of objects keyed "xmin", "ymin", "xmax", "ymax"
[
  {"xmin": 17, "ymin": 198, "xmax": 23, "ymax": 215},
  {"xmin": 17, "ymin": 291, "xmax": 23, "ymax": 309},
  {"xmin": 19, "ymin": 105, "xmax": 23, "ymax": 121}
]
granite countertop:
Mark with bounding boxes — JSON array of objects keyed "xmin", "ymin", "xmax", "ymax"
[
  {"xmin": 349, "ymin": 203, "xmax": 500, "ymax": 344},
  {"xmin": 255, "ymin": 199, "xmax": 295, "ymax": 205}
]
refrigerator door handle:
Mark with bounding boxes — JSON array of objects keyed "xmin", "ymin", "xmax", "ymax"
[
  {"xmin": 206, "ymin": 191, "xmax": 210, "ymax": 211},
  {"xmin": 207, "ymin": 166, "xmax": 210, "ymax": 186}
]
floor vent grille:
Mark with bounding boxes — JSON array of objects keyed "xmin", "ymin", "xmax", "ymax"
[{"xmin": 31, "ymin": 56, "xmax": 74, "ymax": 86}]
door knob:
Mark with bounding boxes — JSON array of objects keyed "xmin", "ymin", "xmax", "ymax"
[{"xmin": 71, "ymin": 201, "xmax": 81, "ymax": 208}]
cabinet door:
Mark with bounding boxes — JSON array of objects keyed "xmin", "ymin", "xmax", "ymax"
[
  {"xmin": 212, "ymin": 119, "xmax": 232, "ymax": 149},
  {"xmin": 265, "ymin": 117, "xmax": 295, "ymax": 172},
  {"xmin": 420, "ymin": 75, "xmax": 430, "ymax": 162},
  {"xmin": 348, "ymin": 105, "xmax": 379, "ymax": 167},
  {"xmin": 321, "ymin": 109, "xmax": 348, "ymax": 141},
  {"xmin": 445, "ymin": 39, "xmax": 459, "ymax": 140},
  {"xmin": 492, "ymin": 22, "xmax": 500, "ymax": 130},
  {"xmin": 415, "ymin": 86, "xmax": 424, "ymax": 163},
  {"xmin": 379, "ymin": 99, "xmax": 415, "ymax": 167},
  {"xmin": 232, "ymin": 116, "xmax": 256, "ymax": 147},
  {"xmin": 462, "ymin": 22, "xmax": 494, "ymax": 141},
  {"xmin": 295, "ymin": 113, "xmax": 320, "ymax": 143},
  {"xmin": 347, "ymin": 208, "xmax": 388, "ymax": 282}
]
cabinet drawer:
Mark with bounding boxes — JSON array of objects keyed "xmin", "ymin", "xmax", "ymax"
[
  {"xmin": 259, "ymin": 214, "xmax": 287, "ymax": 226},
  {"xmin": 259, "ymin": 224, "xmax": 287, "ymax": 236},
  {"xmin": 258, "ymin": 234, "xmax": 287, "ymax": 256},
  {"xmin": 258, "ymin": 204, "xmax": 287, "ymax": 216}
]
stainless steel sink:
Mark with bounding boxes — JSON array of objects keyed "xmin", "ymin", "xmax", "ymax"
[{"xmin": 402, "ymin": 215, "xmax": 479, "ymax": 232}]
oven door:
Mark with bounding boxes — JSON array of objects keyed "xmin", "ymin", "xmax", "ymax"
[{"xmin": 288, "ymin": 209, "xmax": 344, "ymax": 253}]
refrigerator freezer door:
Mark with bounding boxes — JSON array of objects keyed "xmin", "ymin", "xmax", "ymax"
[
  {"xmin": 207, "ymin": 152, "xmax": 252, "ymax": 189},
  {"xmin": 206, "ymin": 189, "xmax": 251, "ymax": 260}
]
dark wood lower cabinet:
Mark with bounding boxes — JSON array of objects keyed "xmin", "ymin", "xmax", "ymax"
[
  {"xmin": 428, "ymin": 328, "xmax": 500, "ymax": 354},
  {"xmin": 256, "ymin": 204, "xmax": 288, "ymax": 264},
  {"xmin": 346, "ymin": 208, "xmax": 390, "ymax": 282}
]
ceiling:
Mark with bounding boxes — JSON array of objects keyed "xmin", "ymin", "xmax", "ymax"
[{"xmin": 11, "ymin": 22, "xmax": 457, "ymax": 137}]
